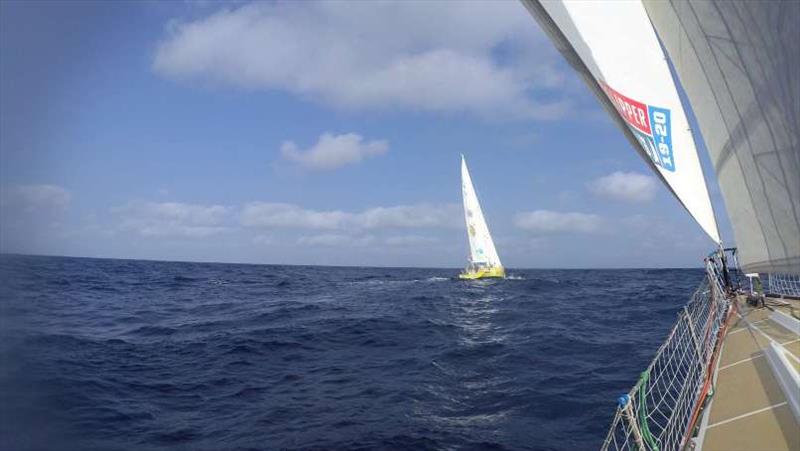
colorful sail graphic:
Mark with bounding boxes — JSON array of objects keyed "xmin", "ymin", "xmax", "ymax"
[{"xmin": 522, "ymin": 0, "xmax": 721, "ymax": 244}]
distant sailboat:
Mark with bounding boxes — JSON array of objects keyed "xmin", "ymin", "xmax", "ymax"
[{"xmin": 459, "ymin": 155, "xmax": 505, "ymax": 280}]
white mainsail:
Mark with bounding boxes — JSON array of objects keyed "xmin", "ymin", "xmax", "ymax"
[
  {"xmin": 461, "ymin": 156, "xmax": 502, "ymax": 268},
  {"xmin": 644, "ymin": 0, "xmax": 800, "ymax": 275},
  {"xmin": 522, "ymin": 0, "xmax": 721, "ymax": 244}
]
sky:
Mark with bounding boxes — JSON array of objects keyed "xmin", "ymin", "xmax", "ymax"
[{"xmin": 0, "ymin": 0, "xmax": 734, "ymax": 268}]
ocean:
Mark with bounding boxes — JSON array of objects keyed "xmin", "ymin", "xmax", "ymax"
[{"xmin": 0, "ymin": 255, "xmax": 704, "ymax": 450}]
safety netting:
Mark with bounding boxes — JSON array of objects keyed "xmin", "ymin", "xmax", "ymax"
[
  {"xmin": 601, "ymin": 258, "xmax": 734, "ymax": 451},
  {"xmin": 768, "ymin": 273, "xmax": 800, "ymax": 298}
]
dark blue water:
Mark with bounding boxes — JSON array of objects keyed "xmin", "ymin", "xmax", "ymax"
[{"xmin": 0, "ymin": 255, "xmax": 704, "ymax": 450}]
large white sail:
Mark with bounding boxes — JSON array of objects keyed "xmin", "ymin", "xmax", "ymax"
[
  {"xmin": 644, "ymin": 0, "xmax": 800, "ymax": 275},
  {"xmin": 522, "ymin": 0, "xmax": 721, "ymax": 244},
  {"xmin": 461, "ymin": 156, "xmax": 502, "ymax": 268}
]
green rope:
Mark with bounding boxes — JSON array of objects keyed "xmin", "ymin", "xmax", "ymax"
[{"xmin": 637, "ymin": 370, "xmax": 660, "ymax": 451}]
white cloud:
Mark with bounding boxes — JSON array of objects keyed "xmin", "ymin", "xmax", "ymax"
[
  {"xmin": 514, "ymin": 210, "xmax": 603, "ymax": 234},
  {"xmin": 282, "ymin": 132, "xmax": 387, "ymax": 170},
  {"xmin": 384, "ymin": 235, "xmax": 439, "ymax": 246},
  {"xmin": 241, "ymin": 202, "xmax": 461, "ymax": 230},
  {"xmin": 138, "ymin": 202, "xmax": 229, "ymax": 224},
  {"xmin": 297, "ymin": 234, "xmax": 375, "ymax": 247},
  {"xmin": 111, "ymin": 200, "xmax": 459, "ymax": 242},
  {"xmin": 113, "ymin": 201, "xmax": 233, "ymax": 238},
  {"xmin": 241, "ymin": 202, "xmax": 349, "ymax": 229},
  {"xmin": 588, "ymin": 171, "xmax": 657, "ymax": 202},
  {"xmin": 1, "ymin": 184, "xmax": 71, "ymax": 213},
  {"xmin": 153, "ymin": 1, "xmax": 567, "ymax": 119},
  {"xmin": 297, "ymin": 233, "xmax": 439, "ymax": 248},
  {"xmin": 357, "ymin": 204, "xmax": 461, "ymax": 229},
  {"xmin": 139, "ymin": 224, "xmax": 229, "ymax": 238}
]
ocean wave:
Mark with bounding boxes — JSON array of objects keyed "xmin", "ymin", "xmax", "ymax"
[{"xmin": 0, "ymin": 255, "xmax": 702, "ymax": 451}]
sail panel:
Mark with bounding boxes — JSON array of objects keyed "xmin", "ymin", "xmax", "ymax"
[
  {"xmin": 644, "ymin": 0, "xmax": 800, "ymax": 275},
  {"xmin": 461, "ymin": 156, "xmax": 502, "ymax": 267},
  {"xmin": 521, "ymin": 0, "xmax": 721, "ymax": 244}
]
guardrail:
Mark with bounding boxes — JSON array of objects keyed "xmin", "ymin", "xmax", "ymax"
[
  {"xmin": 768, "ymin": 273, "xmax": 800, "ymax": 298},
  {"xmin": 601, "ymin": 255, "xmax": 733, "ymax": 451}
]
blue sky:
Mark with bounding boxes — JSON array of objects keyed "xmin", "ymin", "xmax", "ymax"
[{"xmin": 0, "ymin": 0, "xmax": 733, "ymax": 268}]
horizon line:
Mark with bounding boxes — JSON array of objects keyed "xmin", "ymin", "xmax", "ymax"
[{"xmin": 0, "ymin": 252, "xmax": 706, "ymax": 271}]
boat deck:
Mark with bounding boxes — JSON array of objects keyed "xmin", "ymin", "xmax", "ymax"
[{"xmin": 697, "ymin": 296, "xmax": 800, "ymax": 451}]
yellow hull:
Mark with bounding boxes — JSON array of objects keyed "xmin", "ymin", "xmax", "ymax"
[{"xmin": 458, "ymin": 267, "xmax": 505, "ymax": 280}]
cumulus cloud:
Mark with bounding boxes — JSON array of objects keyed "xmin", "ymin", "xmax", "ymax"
[
  {"xmin": 113, "ymin": 201, "xmax": 233, "ymax": 238},
  {"xmin": 357, "ymin": 205, "xmax": 461, "ymax": 229},
  {"xmin": 241, "ymin": 203, "xmax": 349, "ymax": 229},
  {"xmin": 384, "ymin": 235, "xmax": 439, "ymax": 246},
  {"xmin": 152, "ymin": 1, "xmax": 567, "ymax": 119},
  {"xmin": 1, "ymin": 184, "xmax": 71, "ymax": 213},
  {"xmin": 241, "ymin": 202, "xmax": 461, "ymax": 230},
  {"xmin": 296, "ymin": 233, "xmax": 438, "ymax": 247},
  {"xmin": 514, "ymin": 210, "xmax": 603, "ymax": 234},
  {"xmin": 297, "ymin": 234, "xmax": 375, "ymax": 247},
  {"xmin": 282, "ymin": 133, "xmax": 388, "ymax": 170},
  {"xmin": 588, "ymin": 171, "xmax": 657, "ymax": 202},
  {"xmin": 110, "ymin": 200, "xmax": 459, "ymax": 241}
]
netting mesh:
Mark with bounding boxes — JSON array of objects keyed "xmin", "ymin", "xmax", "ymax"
[
  {"xmin": 768, "ymin": 273, "xmax": 800, "ymax": 298},
  {"xmin": 602, "ymin": 260, "xmax": 732, "ymax": 451}
]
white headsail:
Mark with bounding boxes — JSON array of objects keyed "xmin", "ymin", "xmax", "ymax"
[
  {"xmin": 522, "ymin": 0, "xmax": 721, "ymax": 244},
  {"xmin": 461, "ymin": 156, "xmax": 502, "ymax": 268}
]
